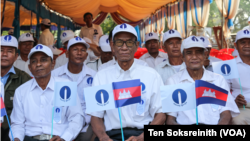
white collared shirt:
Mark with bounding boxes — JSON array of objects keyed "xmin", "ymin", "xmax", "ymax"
[
  {"xmin": 139, "ymin": 52, "xmax": 168, "ymax": 68},
  {"xmin": 155, "ymin": 59, "xmax": 186, "ymax": 84},
  {"xmin": 13, "ymin": 56, "xmax": 30, "ymax": 75},
  {"xmin": 52, "ymin": 63, "xmax": 96, "ymax": 132},
  {"xmin": 10, "ymin": 76, "xmax": 84, "ymax": 141},
  {"xmin": 79, "ymin": 24, "xmax": 103, "ymax": 45},
  {"xmin": 98, "ymin": 58, "xmax": 148, "ymax": 71},
  {"xmin": 166, "ymin": 69, "xmax": 239, "ymax": 125},
  {"xmin": 89, "ymin": 60, "xmax": 163, "ymax": 131},
  {"xmin": 227, "ymin": 56, "xmax": 250, "ymax": 103},
  {"xmin": 38, "ymin": 29, "xmax": 54, "ymax": 46}
]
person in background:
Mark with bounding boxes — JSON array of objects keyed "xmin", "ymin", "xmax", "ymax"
[
  {"xmin": 139, "ymin": 32, "xmax": 168, "ymax": 68},
  {"xmin": 13, "ymin": 33, "xmax": 35, "ymax": 75},
  {"xmin": 38, "ymin": 19, "xmax": 54, "ymax": 46},
  {"xmin": 8, "ymin": 29, "xmax": 14, "ymax": 35},
  {"xmin": 48, "ymin": 45, "xmax": 63, "ymax": 61},
  {"xmin": 1, "ymin": 35, "xmax": 31, "ymax": 141}
]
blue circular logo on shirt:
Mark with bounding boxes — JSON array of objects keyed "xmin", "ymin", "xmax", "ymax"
[
  {"xmin": 141, "ymin": 82, "xmax": 146, "ymax": 92},
  {"xmin": 172, "ymin": 89, "xmax": 187, "ymax": 106},
  {"xmin": 59, "ymin": 86, "xmax": 71, "ymax": 102},
  {"xmin": 56, "ymin": 108, "xmax": 60, "ymax": 113},
  {"xmin": 221, "ymin": 64, "xmax": 231, "ymax": 75},
  {"xmin": 139, "ymin": 99, "xmax": 144, "ymax": 105},
  {"xmin": 87, "ymin": 77, "xmax": 93, "ymax": 85},
  {"xmin": 95, "ymin": 90, "xmax": 109, "ymax": 106}
]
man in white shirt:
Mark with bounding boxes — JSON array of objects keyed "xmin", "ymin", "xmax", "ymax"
[
  {"xmin": 10, "ymin": 44, "xmax": 84, "ymax": 141},
  {"xmin": 227, "ymin": 29, "xmax": 250, "ymax": 124},
  {"xmin": 139, "ymin": 32, "xmax": 168, "ymax": 68},
  {"xmin": 242, "ymin": 17, "xmax": 250, "ymax": 30},
  {"xmin": 13, "ymin": 33, "xmax": 35, "ymax": 75},
  {"xmin": 89, "ymin": 23, "xmax": 166, "ymax": 141},
  {"xmin": 166, "ymin": 36, "xmax": 239, "ymax": 125},
  {"xmin": 155, "ymin": 29, "xmax": 185, "ymax": 84},
  {"xmin": 87, "ymin": 35, "xmax": 113, "ymax": 71},
  {"xmin": 38, "ymin": 19, "xmax": 54, "ymax": 46},
  {"xmin": 52, "ymin": 37, "xmax": 96, "ymax": 141}
]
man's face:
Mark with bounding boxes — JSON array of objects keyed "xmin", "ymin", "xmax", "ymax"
[
  {"xmin": 1, "ymin": 46, "xmax": 18, "ymax": 69},
  {"xmin": 28, "ymin": 52, "xmax": 54, "ymax": 78},
  {"xmin": 111, "ymin": 32, "xmax": 138, "ymax": 62},
  {"xmin": 100, "ymin": 49, "xmax": 113, "ymax": 63},
  {"xmin": 84, "ymin": 15, "xmax": 93, "ymax": 25},
  {"xmin": 235, "ymin": 38, "xmax": 250, "ymax": 57},
  {"xmin": 183, "ymin": 47, "xmax": 205, "ymax": 71},
  {"xmin": 205, "ymin": 48, "xmax": 211, "ymax": 59},
  {"xmin": 145, "ymin": 39, "xmax": 159, "ymax": 55},
  {"xmin": 19, "ymin": 41, "xmax": 34, "ymax": 55},
  {"xmin": 66, "ymin": 43, "xmax": 88, "ymax": 65},
  {"xmin": 163, "ymin": 38, "xmax": 182, "ymax": 57}
]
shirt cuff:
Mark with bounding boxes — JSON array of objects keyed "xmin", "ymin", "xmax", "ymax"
[
  {"xmin": 11, "ymin": 133, "xmax": 24, "ymax": 141},
  {"xmin": 61, "ymin": 131, "xmax": 73, "ymax": 141},
  {"xmin": 168, "ymin": 112, "xmax": 177, "ymax": 117}
]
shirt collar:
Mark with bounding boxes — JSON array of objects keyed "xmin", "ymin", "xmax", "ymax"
[
  {"xmin": 115, "ymin": 59, "xmax": 136, "ymax": 79},
  {"xmin": 236, "ymin": 56, "xmax": 243, "ymax": 64},
  {"xmin": 59, "ymin": 63, "xmax": 92, "ymax": 79},
  {"xmin": 162, "ymin": 59, "xmax": 186, "ymax": 69},
  {"xmin": 180, "ymin": 68, "xmax": 215, "ymax": 83},
  {"xmin": 6, "ymin": 66, "xmax": 16, "ymax": 76},
  {"xmin": 30, "ymin": 75, "xmax": 55, "ymax": 91}
]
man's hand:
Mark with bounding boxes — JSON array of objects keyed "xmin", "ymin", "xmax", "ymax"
[
  {"xmin": 14, "ymin": 138, "xmax": 20, "ymax": 141},
  {"xmin": 235, "ymin": 94, "xmax": 247, "ymax": 108},
  {"xmin": 49, "ymin": 136, "xmax": 65, "ymax": 141},
  {"xmin": 204, "ymin": 59, "xmax": 210, "ymax": 68},
  {"xmin": 99, "ymin": 136, "xmax": 113, "ymax": 141},
  {"xmin": 126, "ymin": 133, "xmax": 144, "ymax": 141}
]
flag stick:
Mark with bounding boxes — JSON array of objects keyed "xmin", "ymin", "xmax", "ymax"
[
  {"xmin": 51, "ymin": 106, "xmax": 55, "ymax": 139},
  {"xmin": 195, "ymin": 107, "xmax": 198, "ymax": 125},
  {"xmin": 5, "ymin": 112, "xmax": 14, "ymax": 141},
  {"xmin": 238, "ymin": 78, "xmax": 245, "ymax": 110},
  {"xmin": 118, "ymin": 108, "xmax": 125, "ymax": 141}
]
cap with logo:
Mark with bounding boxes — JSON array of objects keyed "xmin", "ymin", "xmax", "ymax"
[
  {"xmin": 112, "ymin": 23, "xmax": 137, "ymax": 40},
  {"xmin": 99, "ymin": 35, "xmax": 111, "ymax": 52},
  {"xmin": 163, "ymin": 29, "xmax": 182, "ymax": 44},
  {"xmin": 181, "ymin": 36, "xmax": 207, "ymax": 53},
  {"xmin": 48, "ymin": 45, "xmax": 63, "ymax": 55},
  {"xmin": 145, "ymin": 32, "xmax": 159, "ymax": 42},
  {"xmin": 1, "ymin": 35, "xmax": 18, "ymax": 48},
  {"xmin": 235, "ymin": 29, "xmax": 250, "ymax": 43},
  {"xmin": 60, "ymin": 30, "xmax": 75, "ymax": 44},
  {"xmin": 198, "ymin": 36, "xmax": 212, "ymax": 48},
  {"xmin": 8, "ymin": 29, "xmax": 14, "ymax": 35},
  {"xmin": 41, "ymin": 19, "xmax": 51, "ymax": 26},
  {"xmin": 18, "ymin": 33, "xmax": 34, "ymax": 42},
  {"xmin": 28, "ymin": 44, "xmax": 53, "ymax": 60},
  {"xmin": 67, "ymin": 37, "xmax": 90, "ymax": 50}
]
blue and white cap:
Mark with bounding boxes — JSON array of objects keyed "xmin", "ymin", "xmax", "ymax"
[
  {"xmin": 60, "ymin": 30, "xmax": 75, "ymax": 44},
  {"xmin": 112, "ymin": 23, "xmax": 137, "ymax": 40},
  {"xmin": 99, "ymin": 35, "xmax": 111, "ymax": 52},
  {"xmin": 18, "ymin": 33, "xmax": 34, "ymax": 42},
  {"xmin": 28, "ymin": 44, "xmax": 53, "ymax": 59},
  {"xmin": 198, "ymin": 36, "xmax": 212, "ymax": 48},
  {"xmin": 67, "ymin": 37, "xmax": 90, "ymax": 50},
  {"xmin": 235, "ymin": 29, "xmax": 250, "ymax": 43},
  {"xmin": 181, "ymin": 36, "xmax": 207, "ymax": 53},
  {"xmin": 1, "ymin": 35, "xmax": 18, "ymax": 48},
  {"xmin": 145, "ymin": 32, "xmax": 159, "ymax": 42},
  {"xmin": 163, "ymin": 29, "xmax": 182, "ymax": 44}
]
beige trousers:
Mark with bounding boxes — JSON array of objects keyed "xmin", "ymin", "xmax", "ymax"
[{"xmin": 232, "ymin": 102, "xmax": 250, "ymax": 125}]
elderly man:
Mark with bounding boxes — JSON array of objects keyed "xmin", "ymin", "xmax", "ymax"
[
  {"xmin": 38, "ymin": 19, "xmax": 54, "ymax": 46},
  {"xmin": 166, "ymin": 36, "xmax": 239, "ymax": 125},
  {"xmin": 89, "ymin": 23, "xmax": 166, "ymax": 141},
  {"xmin": 227, "ymin": 29, "xmax": 250, "ymax": 124},
  {"xmin": 139, "ymin": 32, "xmax": 168, "ymax": 68},
  {"xmin": 13, "ymin": 33, "xmax": 35, "ymax": 75},
  {"xmin": 10, "ymin": 44, "xmax": 84, "ymax": 141},
  {"xmin": 155, "ymin": 29, "xmax": 185, "ymax": 83},
  {"xmin": 1, "ymin": 35, "xmax": 31, "ymax": 141}
]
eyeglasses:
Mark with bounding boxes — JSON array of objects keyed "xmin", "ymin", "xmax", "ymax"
[{"xmin": 114, "ymin": 39, "xmax": 136, "ymax": 48}]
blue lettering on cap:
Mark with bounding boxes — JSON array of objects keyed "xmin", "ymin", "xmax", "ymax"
[
  {"xmin": 75, "ymin": 37, "xmax": 82, "ymax": 41},
  {"xmin": 26, "ymin": 33, "xmax": 30, "ymax": 37},
  {"xmin": 120, "ymin": 23, "xmax": 127, "ymax": 29},
  {"xmin": 62, "ymin": 32, "xmax": 67, "ymax": 37},
  {"xmin": 149, "ymin": 33, "xmax": 153, "ymax": 36},
  {"xmin": 191, "ymin": 36, "xmax": 198, "ymax": 42},
  {"xmin": 35, "ymin": 45, "xmax": 43, "ymax": 49},
  {"xmin": 243, "ymin": 30, "xmax": 250, "ymax": 34},
  {"xmin": 200, "ymin": 37, "xmax": 205, "ymax": 42},
  {"xmin": 169, "ymin": 30, "xmax": 175, "ymax": 34},
  {"xmin": 4, "ymin": 35, "xmax": 12, "ymax": 41}
]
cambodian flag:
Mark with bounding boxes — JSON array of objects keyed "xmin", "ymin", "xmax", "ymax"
[
  {"xmin": 195, "ymin": 80, "xmax": 228, "ymax": 106},
  {"xmin": 112, "ymin": 79, "xmax": 141, "ymax": 108},
  {"xmin": 0, "ymin": 94, "xmax": 7, "ymax": 117}
]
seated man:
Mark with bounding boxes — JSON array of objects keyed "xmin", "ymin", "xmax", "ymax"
[
  {"xmin": 89, "ymin": 23, "xmax": 166, "ymax": 141},
  {"xmin": 10, "ymin": 44, "xmax": 84, "ymax": 141},
  {"xmin": 166, "ymin": 36, "xmax": 239, "ymax": 125},
  {"xmin": 52, "ymin": 37, "xmax": 96, "ymax": 141},
  {"xmin": 139, "ymin": 32, "xmax": 168, "ymax": 68},
  {"xmin": 227, "ymin": 30, "xmax": 250, "ymax": 124}
]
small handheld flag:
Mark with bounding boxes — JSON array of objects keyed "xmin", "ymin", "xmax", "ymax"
[
  {"xmin": 212, "ymin": 59, "xmax": 239, "ymax": 79},
  {"xmin": 54, "ymin": 82, "xmax": 77, "ymax": 106}
]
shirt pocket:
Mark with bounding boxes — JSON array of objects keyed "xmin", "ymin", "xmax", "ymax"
[
  {"xmin": 205, "ymin": 104, "xmax": 221, "ymax": 124},
  {"xmin": 133, "ymin": 98, "xmax": 149, "ymax": 122}
]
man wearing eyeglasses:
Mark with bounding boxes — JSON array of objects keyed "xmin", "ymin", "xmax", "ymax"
[
  {"xmin": 13, "ymin": 33, "xmax": 35, "ymax": 75},
  {"xmin": 89, "ymin": 23, "xmax": 166, "ymax": 141},
  {"xmin": 139, "ymin": 32, "xmax": 168, "ymax": 69}
]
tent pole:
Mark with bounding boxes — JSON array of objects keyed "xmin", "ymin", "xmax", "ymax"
[{"xmin": 221, "ymin": 0, "xmax": 224, "ymax": 49}]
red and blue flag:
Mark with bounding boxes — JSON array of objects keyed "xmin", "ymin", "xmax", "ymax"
[
  {"xmin": 0, "ymin": 94, "xmax": 7, "ymax": 117},
  {"xmin": 112, "ymin": 79, "xmax": 141, "ymax": 108},
  {"xmin": 195, "ymin": 80, "xmax": 228, "ymax": 106}
]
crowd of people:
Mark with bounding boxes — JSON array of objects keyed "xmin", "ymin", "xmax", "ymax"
[{"xmin": 1, "ymin": 12, "xmax": 250, "ymax": 141}]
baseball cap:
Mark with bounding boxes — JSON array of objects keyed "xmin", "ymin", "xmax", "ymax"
[
  {"xmin": 163, "ymin": 29, "xmax": 182, "ymax": 44},
  {"xmin": 8, "ymin": 29, "xmax": 14, "ymax": 35},
  {"xmin": 235, "ymin": 29, "xmax": 250, "ymax": 43},
  {"xmin": 198, "ymin": 36, "xmax": 212, "ymax": 48},
  {"xmin": 28, "ymin": 44, "xmax": 53, "ymax": 60},
  {"xmin": 48, "ymin": 45, "xmax": 63, "ymax": 55},
  {"xmin": 67, "ymin": 37, "xmax": 90, "ymax": 50},
  {"xmin": 60, "ymin": 30, "xmax": 75, "ymax": 44},
  {"xmin": 99, "ymin": 35, "xmax": 111, "ymax": 52},
  {"xmin": 18, "ymin": 33, "xmax": 34, "ymax": 42},
  {"xmin": 41, "ymin": 19, "xmax": 51, "ymax": 26},
  {"xmin": 112, "ymin": 23, "xmax": 137, "ymax": 40},
  {"xmin": 1, "ymin": 35, "xmax": 18, "ymax": 48},
  {"xmin": 145, "ymin": 32, "xmax": 159, "ymax": 42},
  {"xmin": 83, "ymin": 37, "xmax": 92, "ymax": 44},
  {"xmin": 181, "ymin": 36, "xmax": 207, "ymax": 53}
]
